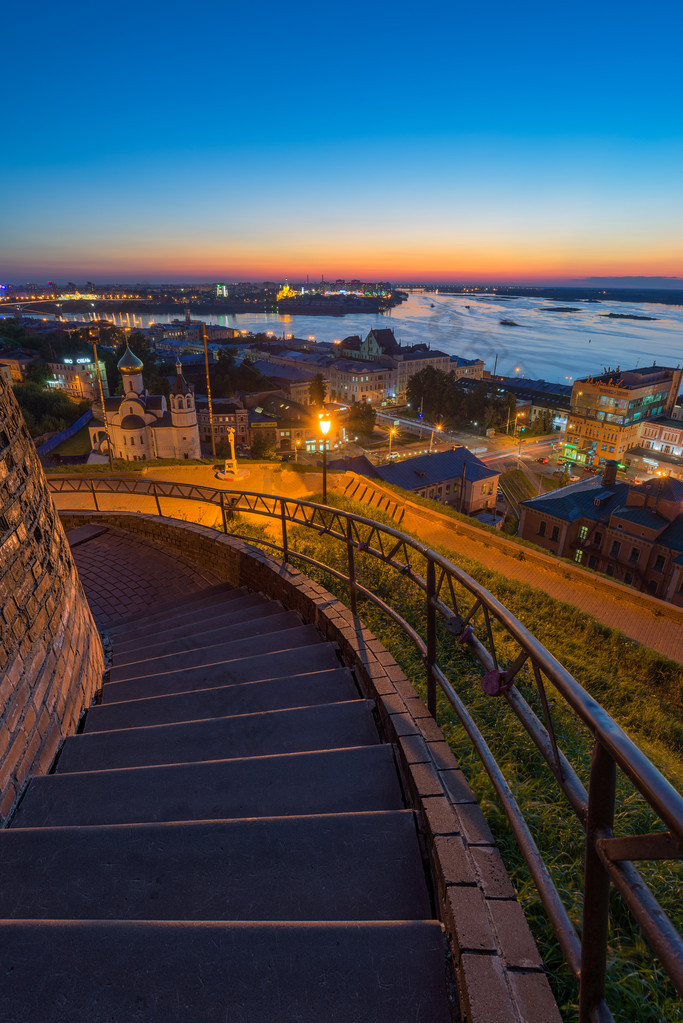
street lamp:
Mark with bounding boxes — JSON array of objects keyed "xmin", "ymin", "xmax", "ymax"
[
  {"xmin": 389, "ymin": 428, "xmax": 396, "ymax": 458},
  {"xmin": 319, "ymin": 413, "xmax": 331, "ymax": 503},
  {"xmin": 429, "ymin": 423, "xmax": 442, "ymax": 454},
  {"xmin": 92, "ymin": 336, "xmax": 113, "ymax": 471}
]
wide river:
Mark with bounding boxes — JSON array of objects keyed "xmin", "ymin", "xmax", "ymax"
[{"xmin": 37, "ymin": 292, "xmax": 683, "ymax": 383}]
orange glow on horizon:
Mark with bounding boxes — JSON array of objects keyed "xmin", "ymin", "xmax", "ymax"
[{"xmin": 7, "ymin": 237, "xmax": 681, "ymax": 284}]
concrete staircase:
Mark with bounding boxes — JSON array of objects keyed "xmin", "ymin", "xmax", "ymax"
[{"xmin": 0, "ymin": 584, "xmax": 454, "ymax": 1022}]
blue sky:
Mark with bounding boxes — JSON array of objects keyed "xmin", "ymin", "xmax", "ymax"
[{"xmin": 2, "ymin": 0, "xmax": 682, "ymax": 282}]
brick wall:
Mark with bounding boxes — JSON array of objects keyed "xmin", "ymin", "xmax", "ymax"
[{"xmin": 0, "ymin": 377, "xmax": 104, "ymax": 824}]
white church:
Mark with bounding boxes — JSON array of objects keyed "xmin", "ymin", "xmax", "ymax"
[{"xmin": 89, "ymin": 343, "xmax": 201, "ymax": 461}]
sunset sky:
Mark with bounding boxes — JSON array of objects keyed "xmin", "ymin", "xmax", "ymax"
[{"xmin": 2, "ymin": 0, "xmax": 682, "ymax": 284}]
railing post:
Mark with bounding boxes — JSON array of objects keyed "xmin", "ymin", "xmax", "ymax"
[
  {"xmin": 152, "ymin": 482, "xmax": 162, "ymax": 517},
  {"xmin": 220, "ymin": 491, "xmax": 229, "ymax": 533},
  {"xmin": 426, "ymin": 558, "xmax": 437, "ymax": 718},
  {"xmin": 89, "ymin": 480, "xmax": 99, "ymax": 511},
  {"xmin": 346, "ymin": 516, "xmax": 357, "ymax": 616},
  {"xmin": 280, "ymin": 498, "xmax": 289, "ymax": 564},
  {"xmin": 579, "ymin": 740, "xmax": 616, "ymax": 1023}
]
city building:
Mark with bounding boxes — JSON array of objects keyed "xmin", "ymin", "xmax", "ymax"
[
  {"xmin": 246, "ymin": 360, "xmax": 317, "ymax": 406},
  {"xmin": 196, "ymin": 398, "xmax": 250, "ymax": 453},
  {"xmin": 450, "ymin": 356, "xmax": 485, "ymax": 381},
  {"xmin": 327, "ymin": 359, "xmax": 391, "ymax": 404},
  {"xmin": 89, "ymin": 344, "xmax": 200, "ymax": 461},
  {"xmin": 335, "ymin": 448, "xmax": 500, "ymax": 516},
  {"xmin": 245, "ymin": 397, "xmax": 344, "ymax": 456},
  {"xmin": 563, "ymin": 365, "xmax": 683, "ymax": 468},
  {"xmin": 46, "ymin": 355, "xmax": 110, "ymax": 402},
  {"xmin": 0, "ymin": 349, "xmax": 40, "ymax": 383},
  {"xmin": 244, "ymin": 330, "xmax": 467, "ymax": 407},
  {"xmin": 493, "ymin": 377, "xmax": 572, "ymax": 433},
  {"xmin": 518, "ymin": 463, "xmax": 683, "ymax": 605}
]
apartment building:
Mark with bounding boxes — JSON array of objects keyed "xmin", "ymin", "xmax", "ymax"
[{"xmin": 563, "ymin": 364, "xmax": 682, "ymax": 468}]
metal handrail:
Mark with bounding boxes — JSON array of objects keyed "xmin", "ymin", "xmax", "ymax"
[{"xmin": 49, "ymin": 474, "xmax": 683, "ymax": 1021}]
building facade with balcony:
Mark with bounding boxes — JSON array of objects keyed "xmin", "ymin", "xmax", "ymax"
[
  {"xmin": 563, "ymin": 365, "xmax": 683, "ymax": 468},
  {"xmin": 518, "ymin": 464, "xmax": 683, "ymax": 605}
]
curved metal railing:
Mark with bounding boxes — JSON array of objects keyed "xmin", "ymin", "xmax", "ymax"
[{"xmin": 48, "ymin": 474, "xmax": 683, "ymax": 1021}]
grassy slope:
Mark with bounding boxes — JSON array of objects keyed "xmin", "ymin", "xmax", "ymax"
[{"xmin": 281, "ymin": 491, "xmax": 683, "ymax": 1022}]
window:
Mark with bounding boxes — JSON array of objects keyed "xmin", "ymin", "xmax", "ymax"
[
  {"xmin": 551, "ymin": 526, "xmax": 559, "ymax": 541},
  {"xmin": 574, "ymin": 550, "xmax": 583, "ymax": 563},
  {"xmin": 594, "ymin": 531, "xmax": 602, "ymax": 545},
  {"xmin": 606, "ymin": 565, "xmax": 615, "ymax": 576},
  {"xmin": 538, "ymin": 521, "xmax": 546, "ymax": 537},
  {"xmin": 629, "ymin": 547, "xmax": 639, "ymax": 563},
  {"xmin": 579, "ymin": 526, "xmax": 588, "ymax": 541},
  {"xmin": 610, "ymin": 541, "xmax": 620, "ymax": 557},
  {"xmin": 654, "ymin": 554, "xmax": 665, "ymax": 572},
  {"xmin": 624, "ymin": 572, "xmax": 633, "ymax": 585},
  {"xmin": 588, "ymin": 555, "xmax": 597, "ymax": 569}
]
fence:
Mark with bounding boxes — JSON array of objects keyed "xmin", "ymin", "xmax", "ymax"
[{"xmin": 48, "ymin": 474, "xmax": 683, "ymax": 1022}]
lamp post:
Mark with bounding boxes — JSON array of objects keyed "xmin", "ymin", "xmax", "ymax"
[
  {"xmin": 92, "ymin": 337, "xmax": 113, "ymax": 471},
  {"xmin": 429, "ymin": 423, "xmax": 442, "ymax": 454},
  {"xmin": 202, "ymin": 321, "xmax": 216, "ymax": 458},
  {"xmin": 319, "ymin": 413, "xmax": 331, "ymax": 503},
  {"xmin": 389, "ymin": 428, "xmax": 395, "ymax": 458}
]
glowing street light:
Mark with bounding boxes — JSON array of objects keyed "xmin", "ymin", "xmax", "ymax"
[
  {"xmin": 319, "ymin": 413, "xmax": 331, "ymax": 503},
  {"xmin": 429, "ymin": 422, "xmax": 443, "ymax": 454},
  {"xmin": 389, "ymin": 427, "xmax": 396, "ymax": 457}
]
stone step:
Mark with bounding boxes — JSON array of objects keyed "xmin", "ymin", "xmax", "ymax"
[
  {"xmin": 57, "ymin": 701, "xmax": 379, "ymax": 773},
  {"xmin": 105, "ymin": 581, "xmax": 241, "ymax": 633},
  {"xmin": 112, "ymin": 592, "xmax": 277, "ymax": 657},
  {"xmin": 113, "ymin": 602, "xmax": 293, "ymax": 665},
  {"xmin": 0, "ymin": 920, "xmax": 452, "ymax": 1023},
  {"xmin": 107, "ymin": 585, "xmax": 252, "ymax": 638},
  {"xmin": 85, "ymin": 668, "xmax": 359, "ymax": 732},
  {"xmin": 102, "ymin": 642, "xmax": 341, "ymax": 703},
  {"xmin": 109, "ymin": 622, "xmax": 317, "ymax": 683},
  {"xmin": 65, "ymin": 524, "xmax": 109, "ymax": 548},
  {"xmin": 0, "ymin": 811, "xmax": 430, "ymax": 921},
  {"xmin": 13, "ymin": 745, "xmax": 403, "ymax": 828}
]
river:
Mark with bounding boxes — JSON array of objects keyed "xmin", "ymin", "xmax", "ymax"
[{"xmin": 11, "ymin": 292, "xmax": 683, "ymax": 383}]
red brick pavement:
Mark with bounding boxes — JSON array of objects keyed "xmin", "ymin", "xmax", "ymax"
[{"xmin": 68, "ymin": 527, "xmax": 221, "ymax": 627}]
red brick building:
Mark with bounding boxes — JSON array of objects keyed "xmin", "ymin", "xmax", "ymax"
[{"xmin": 518, "ymin": 463, "xmax": 683, "ymax": 605}]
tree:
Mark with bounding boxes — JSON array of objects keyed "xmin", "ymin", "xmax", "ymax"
[
  {"xmin": 528, "ymin": 408, "xmax": 553, "ymax": 435},
  {"xmin": 347, "ymin": 401, "xmax": 376, "ymax": 438},
  {"xmin": 25, "ymin": 360, "xmax": 50, "ymax": 386},
  {"xmin": 250, "ymin": 432, "xmax": 276, "ymax": 460},
  {"xmin": 309, "ymin": 373, "xmax": 327, "ymax": 408}
]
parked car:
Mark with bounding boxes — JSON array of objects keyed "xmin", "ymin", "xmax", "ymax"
[
  {"xmin": 568, "ymin": 474, "xmax": 581, "ymax": 482},
  {"xmin": 536, "ymin": 456, "xmax": 549, "ymax": 463}
]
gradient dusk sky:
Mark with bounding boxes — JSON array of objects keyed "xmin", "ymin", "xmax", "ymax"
[{"xmin": 2, "ymin": 0, "xmax": 682, "ymax": 284}]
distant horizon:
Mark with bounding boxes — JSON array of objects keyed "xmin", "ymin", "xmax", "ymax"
[{"xmin": 2, "ymin": 273, "xmax": 682, "ymax": 290}]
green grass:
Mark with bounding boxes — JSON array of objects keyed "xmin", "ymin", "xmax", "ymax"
[
  {"xmin": 51, "ymin": 424, "xmax": 93, "ymax": 456},
  {"xmin": 246, "ymin": 490, "xmax": 683, "ymax": 1022}
]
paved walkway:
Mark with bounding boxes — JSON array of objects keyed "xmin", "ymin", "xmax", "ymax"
[
  {"xmin": 68, "ymin": 526, "xmax": 221, "ymax": 626},
  {"xmin": 341, "ymin": 480, "xmax": 683, "ymax": 663},
  {"xmin": 52, "ymin": 463, "xmax": 683, "ymax": 662}
]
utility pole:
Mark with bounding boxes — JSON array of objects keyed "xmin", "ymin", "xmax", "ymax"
[
  {"xmin": 202, "ymin": 321, "xmax": 216, "ymax": 458},
  {"xmin": 92, "ymin": 334, "xmax": 113, "ymax": 471}
]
